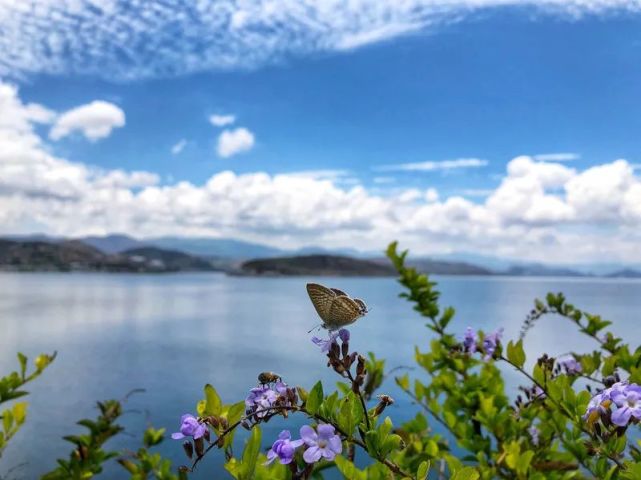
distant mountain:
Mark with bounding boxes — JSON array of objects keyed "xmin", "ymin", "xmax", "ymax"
[
  {"xmin": 607, "ymin": 269, "xmax": 641, "ymax": 278},
  {"xmin": 79, "ymin": 234, "xmax": 146, "ymax": 254},
  {"xmin": 0, "ymin": 239, "xmax": 218, "ymax": 273},
  {"xmin": 121, "ymin": 247, "xmax": 219, "ymax": 271},
  {"xmin": 239, "ymin": 255, "xmax": 396, "ymax": 276},
  {"xmin": 408, "ymin": 259, "xmax": 493, "ymax": 276},
  {"xmin": 0, "ymin": 239, "xmax": 106, "ymax": 271},
  {"xmin": 147, "ymin": 236, "xmax": 285, "ymax": 259},
  {"xmin": 502, "ymin": 264, "xmax": 585, "ymax": 277}
]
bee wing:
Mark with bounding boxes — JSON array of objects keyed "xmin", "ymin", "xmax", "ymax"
[
  {"xmin": 306, "ymin": 283, "xmax": 337, "ymax": 322},
  {"xmin": 325, "ymin": 296, "xmax": 363, "ymax": 330}
]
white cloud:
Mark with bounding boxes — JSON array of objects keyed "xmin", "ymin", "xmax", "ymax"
[
  {"xmin": 0, "ymin": 1, "xmax": 639, "ymax": 80},
  {"xmin": 50, "ymin": 101, "xmax": 125, "ymax": 141},
  {"xmin": 209, "ymin": 114, "xmax": 236, "ymax": 127},
  {"xmin": 3, "ymin": 80, "xmax": 641, "ymax": 264},
  {"xmin": 533, "ymin": 152, "xmax": 580, "ymax": 162},
  {"xmin": 217, "ymin": 127, "xmax": 255, "ymax": 158},
  {"xmin": 377, "ymin": 158, "xmax": 488, "ymax": 172},
  {"xmin": 171, "ymin": 139, "xmax": 187, "ymax": 155}
]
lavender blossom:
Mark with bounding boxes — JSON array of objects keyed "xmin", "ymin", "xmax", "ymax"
[
  {"xmin": 338, "ymin": 328, "xmax": 350, "ymax": 343},
  {"xmin": 482, "ymin": 328, "xmax": 504, "ymax": 361},
  {"xmin": 171, "ymin": 414, "xmax": 206, "ymax": 440},
  {"xmin": 300, "ymin": 424, "xmax": 342, "ymax": 463},
  {"xmin": 611, "ymin": 384, "xmax": 641, "ymax": 427},
  {"xmin": 245, "ymin": 385, "xmax": 278, "ymax": 417},
  {"xmin": 265, "ymin": 430, "xmax": 304, "ymax": 465},
  {"xmin": 312, "ymin": 328, "xmax": 350, "ymax": 353},
  {"xmin": 558, "ymin": 356, "xmax": 582, "ymax": 375},
  {"xmin": 462, "ymin": 327, "xmax": 477, "ymax": 354},
  {"xmin": 528, "ymin": 425, "xmax": 540, "ymax": 446},
  {"xmin": 311, "ymin": 330, "xmax": 340, "ymax": 353}
]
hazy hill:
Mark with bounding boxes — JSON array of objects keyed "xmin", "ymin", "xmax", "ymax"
[
  {"xmin": 121, "ymin": 247, "xmax": 217, "ymax": 271},
  {"xmin": 0, "ymin": 239, "xmax": 218, "ymax": 273},
  {"xmin": 240, "ymin": 255, "xmax": 396, "ymax": 276},
  {"xmin": 407, "ymin": 259, "xmax": 493, "ymax": 275}
]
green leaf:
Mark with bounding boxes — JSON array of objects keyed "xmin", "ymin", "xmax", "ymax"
[
  {"xmin": 17, "ymin": 353, "xmax": 27, "ymax": 380},
  {"xmin": 506, "ymin": 340, "xmax": 526, "ymax": 369},
  {"xmin": 306, "ymin": 381, "xmax": 324, "ymax": 415},
  {"xmin": 203, "ymin": 384, "xmax": 222, "ymax": 416},
  {"xmin": 416, "ymin": 460, "xmax": 430, "ymax": 480},
  {"xmin": 335, "ymin": 455, "xmax": 366, "ymax": 480},
  {"xmin": 451, "ymin": 466, "xmax": 480, "ymax": 480},
  {"xmin": 240, "ymin": 427, "xmax": 261, "ymax": 480}
]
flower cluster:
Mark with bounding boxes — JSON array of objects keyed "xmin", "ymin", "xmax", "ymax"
[
  {"xmin": 245, "ymin": 381, "xmax": 296, "ymax": 418},
  {"xmin": 585, "ymin": 381, "xmax": 641, "ymax": 427},
  {"xmin": 461, "ymin": 327, "xmax": 504, "ymax": 361},
  {"xmin": 265, "ymin": 424, "xmax": 342, "ymax": 465}
]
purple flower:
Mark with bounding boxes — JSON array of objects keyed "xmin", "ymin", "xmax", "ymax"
[
  {"xmin": 265, "ymin": 430, "xmax": 304, "ymax": 465},
  {"xmin": 171, "ymin": 414, "xmax": 206, "ymax": 440},
  {"xmin": 532, "ymin": 386, "xmax": 546, "ymax": 399},
  {"xmin": 528, "ymin": 425, "xmax": 539, "ymax": 446},
  {"xmin": 245, "ymin": 385, "xmax": 278, "ymax": 417},
  {"xmin": 559, "ymin": 356, "xmax": 582, "ymax": 375},
  {"xmin": 583, "ymin": 382, "xmax": 641, "ymax": 422},
  {"xmin": 584, "ymin": 390, "xmax": 609, "ymax": 420},
  {"xmin": 462, "ymin": 327, "xmax": 477, "ymax": 354},
  {"xmin": 300, "ymin": 424, "xmax": 342, "ymax": 463},
  {"xmin": 311, "ymin": 331, "xmax": 340, "ymax": 353},
  {"xmin": 482, "ymin": 328, "xmax": 503, "ymax": 361},
  {"xmin": 611, "ymin": 384, "xmax": 641, "ymax": 427},
  {"xmin": 338, "ymin": 328, "xmax": 350, "ymax": 343}
]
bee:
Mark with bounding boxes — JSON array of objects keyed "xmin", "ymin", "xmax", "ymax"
[{"xmin": 258, "ymin": 371, "xmax": 282, "ymax": 385}]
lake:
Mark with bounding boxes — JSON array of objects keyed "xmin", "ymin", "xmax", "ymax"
[{"xmin": 1, "ymin": 273, "xmax": 640, "ymax": 478}]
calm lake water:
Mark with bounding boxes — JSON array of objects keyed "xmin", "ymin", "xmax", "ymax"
[{"xmin": 1, "ymin": 273, "xmax": 640, "ymax": 478}]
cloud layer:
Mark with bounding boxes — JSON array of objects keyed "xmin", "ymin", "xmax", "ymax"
[
  {"xmin": 1, "ymin": 1, "xmax": 639, "ymax": 80},
  {"xmin": 1, "ymin": 80, "xmax": 641, "ymax": 263}
]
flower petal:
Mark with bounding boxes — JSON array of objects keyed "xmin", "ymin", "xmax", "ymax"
[
  {"xmin": 320, "ymin": 447, "xmax": 337, "ymax": 461},
  {"xmin": 278, "ymin": 430, "xmax": 291, "ymax": 440},
  {"xmin": 328, "ymin": 435, "xmax": 342, "ymax": 454},
  {"xmin": 303, "ymin": 446, "xmax": 322, "ymax": 464},
  {"xmin": 300, "ymin": 425, "xmax": 318, "ymax": 445},
  {"xmin": 171, "ymin": 432, "xmax": 185, "ymax": 440},
  {"xmin": 317, "ymin": 424, "xmax": 335, "ymax": 440},
  {"xmin": 612, "ymin": 406, "xmax": 632, "ymax": 427}
]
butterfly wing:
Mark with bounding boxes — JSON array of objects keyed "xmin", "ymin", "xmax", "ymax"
[
  {"xmin": 306, "ymin": 283, "xmax": 337, "ymax": 322},
  {"xmin": 330, "ymin": 288, "xmax": 348, "ymax": 297},
  {"xmin": 325, "ymin": 296, "xmax": 363, "ymax": 330},
  {"xmin": 353, "ymin": 298, "xmax": 368, "ymax": 315}
]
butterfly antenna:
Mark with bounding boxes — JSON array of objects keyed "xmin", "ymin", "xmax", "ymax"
[{"xmin": 307, "ymin": 324, "xmax": 321, "ymax": 334}]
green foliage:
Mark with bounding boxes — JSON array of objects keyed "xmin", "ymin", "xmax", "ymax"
[
  {"xmin": 42, "ymin": 399, "xmax": 124, "ymax": 479},
  {"xmin": 0, "ymin": 351, "xmax": 55, "ymax": 457}
]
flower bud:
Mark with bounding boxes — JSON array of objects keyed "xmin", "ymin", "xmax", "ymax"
[
  {"xmin": 183, "ymin": 441, "xmax": 194, "ymax": 459},
  {"xmin": 194, "ymin": 437, "xmax": 205, "ymax": 457},
  {"xmin": 356, "ymin": 355, "xmax": 366, "ymax": 376}
]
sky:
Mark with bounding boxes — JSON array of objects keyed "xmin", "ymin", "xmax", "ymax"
[{"xmin": 1, "ymin": 1, "xmax": 641, "ymax": 264}]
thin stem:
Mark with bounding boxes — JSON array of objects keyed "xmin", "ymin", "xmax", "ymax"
[{"xmin": 345, "ymin": 369, "xmax": 371, "ymax": 431}]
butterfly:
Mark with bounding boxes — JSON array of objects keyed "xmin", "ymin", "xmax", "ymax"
[{"xmin": 306, "ymin": 283, "xmax": 368, "ymax": 331}]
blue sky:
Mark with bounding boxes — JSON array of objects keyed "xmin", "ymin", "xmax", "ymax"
[{"xmin": 2, "ymin": 1, "xmax": 641, "ymax": 263}]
